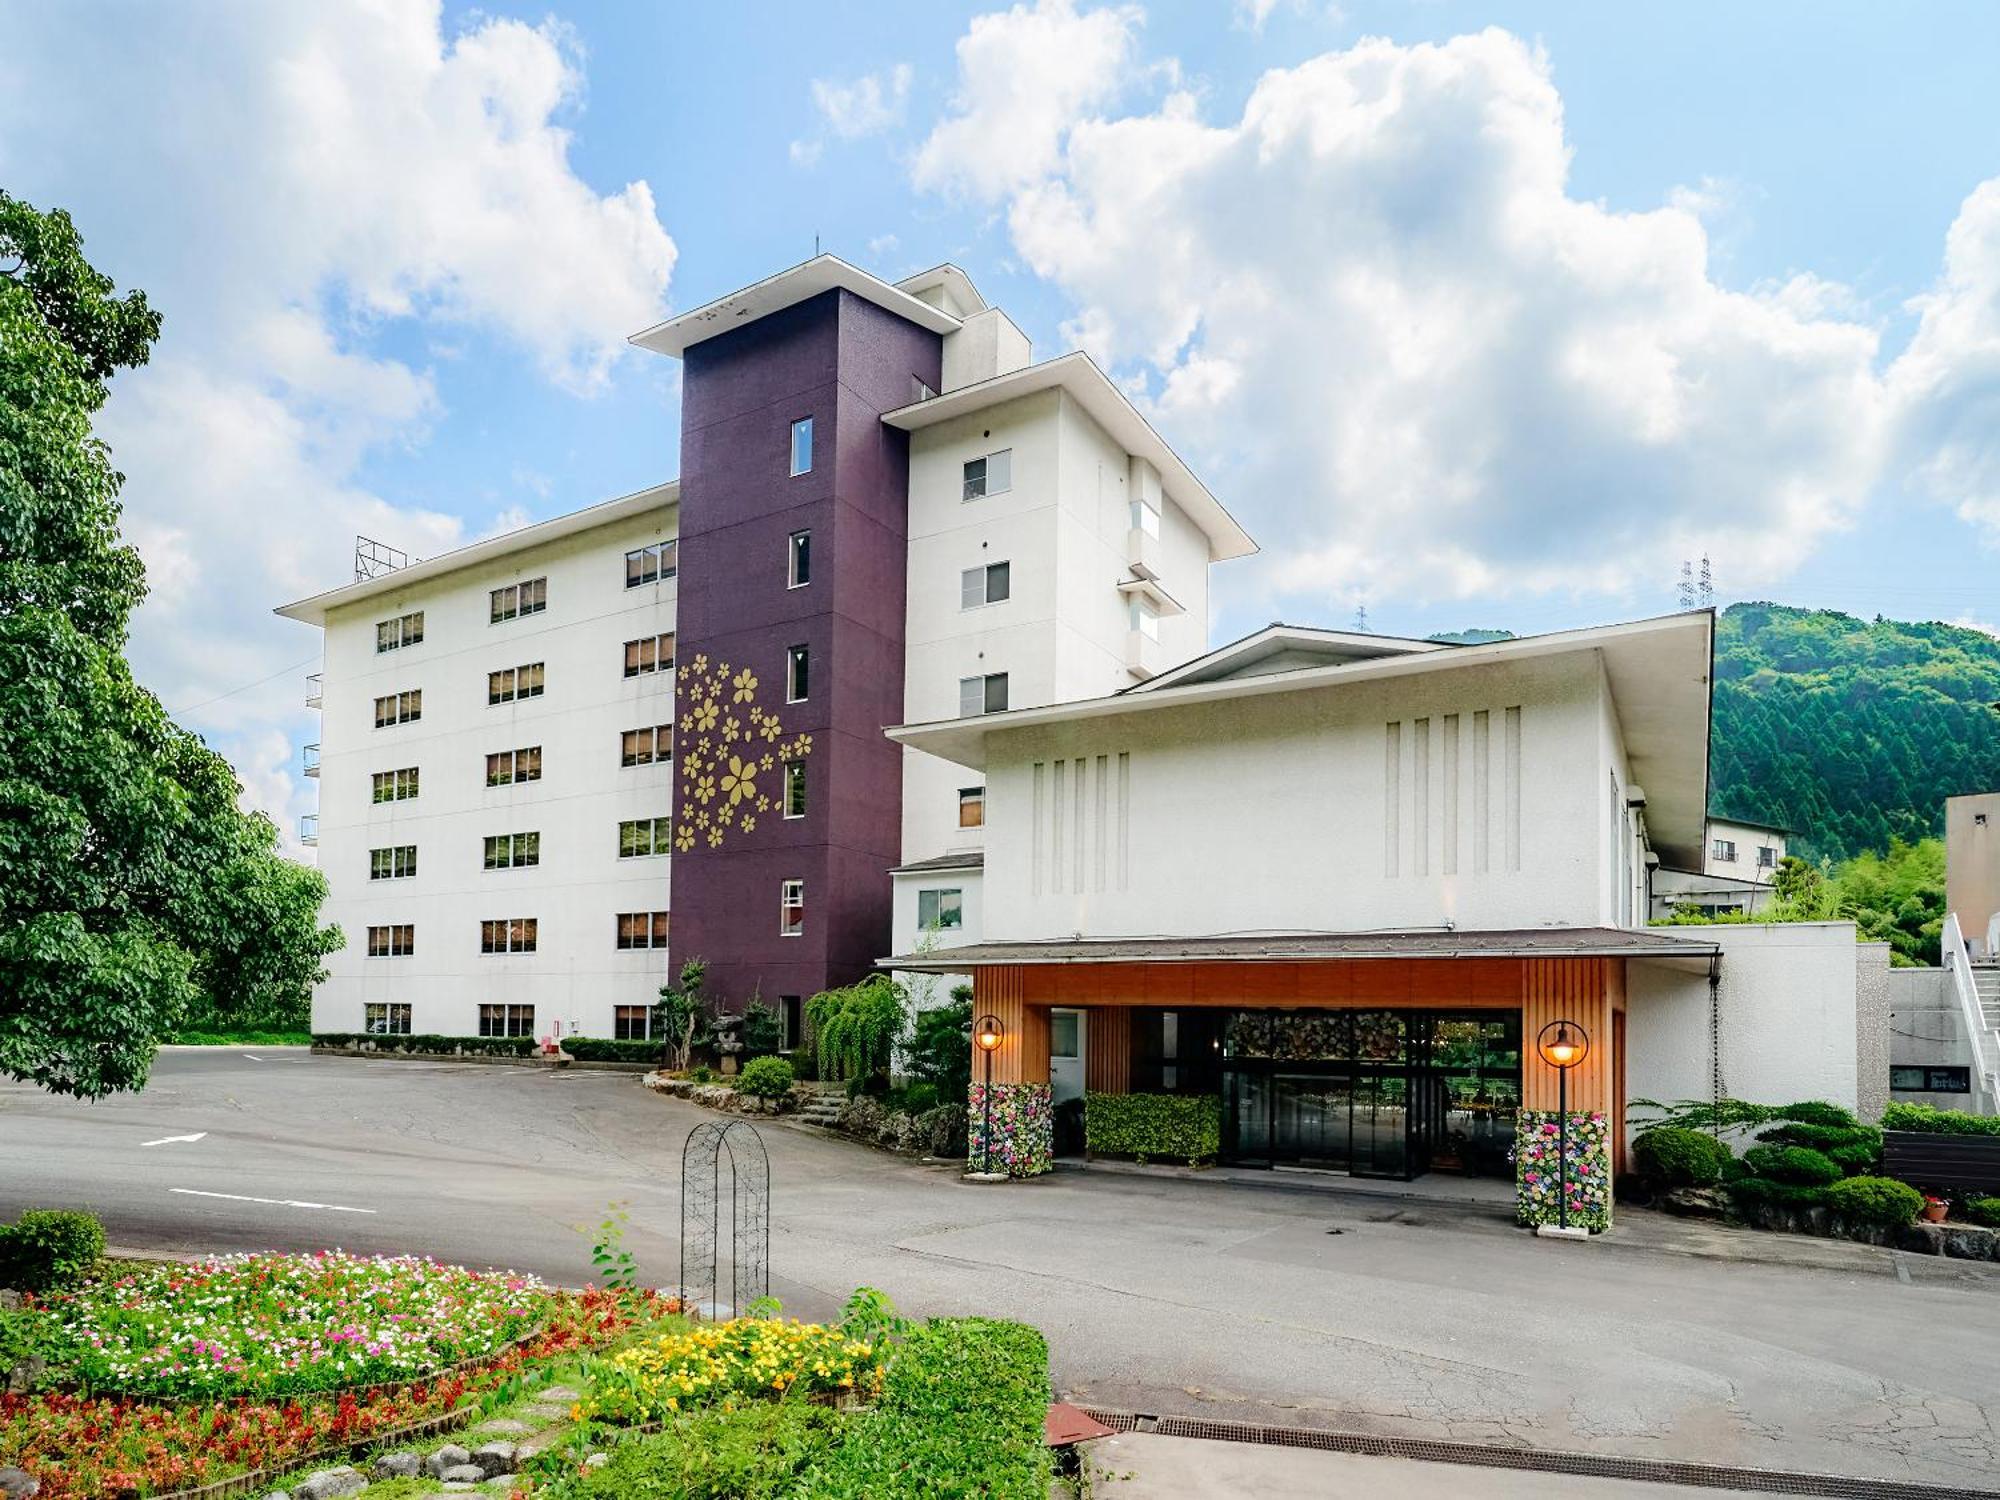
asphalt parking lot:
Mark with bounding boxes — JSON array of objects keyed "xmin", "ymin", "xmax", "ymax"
[{"xmin": 2, "ymin": 1048, "xmax": 1996, "ymax": 1491}]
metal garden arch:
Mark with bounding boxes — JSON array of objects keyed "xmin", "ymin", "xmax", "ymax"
[{"xmin": 679, "ymin": 1119, "xmax": 770, "ymax": 1317}]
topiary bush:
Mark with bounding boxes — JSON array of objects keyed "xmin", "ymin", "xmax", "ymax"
[
  {"xmin": 737, "ymin": 1055, "xmax": 796, "ymax": 1100},
  {"xmin": 1740, "ymin": 1145, "xmax": 1842, "ymax": 1188},
  {"xmin": 0, "ymin": 1208, "xmax": 106, "ymax": 1292},
  {"xmin": 1823, "ymin": 1175, "xmax": 1925, "ymax": 1229},
  {"xmin": 1085, "ymin": 1092, "xmax": 1222, "ymax": 1166},
  {"xmin": 1755, "ymin": 1119, "xmax": 1882, "ymax": 1176},
  {"xmin": 1728, "ymin": 1177, "xmax": 1831, "ymax": 1211},
  {"xmin": 1966, "ymin": 1196, "xmax": 2000, "ymax": 1229},
  {"xmin": 1631, "ymin": 1126, "xmax": 1731, "ymax": 1188},
  {"xmin": 564, "ymin": 1038, "xmax": 666, "ymax": 1064},
  {"xmin": 1775, "ymin": 1100, "xmax": 1861, "ymax": 1129}
]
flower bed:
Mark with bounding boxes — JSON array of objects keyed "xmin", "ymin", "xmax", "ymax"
[
  {"xmin": 582, "ymin": 1318, "xmax": 884, "ymax": 1425},
  {"xmin": 52, "ymin": 1252, "xmax": 549, "ymax": 1399},
  {"xmin": 1, "ymin": 1287, "xmax": 671, "ymax": 1499}
]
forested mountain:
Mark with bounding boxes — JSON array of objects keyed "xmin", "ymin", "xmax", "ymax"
[{"xmin": 1709, "ymin": 604, "xmax": 2000, "ymax": 862}]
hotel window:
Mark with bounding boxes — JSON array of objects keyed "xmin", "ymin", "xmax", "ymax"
[
  {"xmin": 783, "ymin": 759, "xmax": 807, "ymax": 819},
  {"xmin": 1711, "ymin": 838, "xmax": 1737, "ymax": 863},
  {"xmin": 1130, "ymin": 497, "xmax": 1161, "ymax": 538},
  {"xmin": 373, "ymin": 689, "xmax": 421, "ymax": 727},
  {"xmin": 958, "ymin": 786, "xmax": 985, "ymax": 828},
  {"xmin": 958, "ymin": 672, "xmax": 1009, "ymax": 717},
  {"xmin": 788, "ymin": 530, "xmax": 812, "ymax": 588},
  {"xmin": 1128, "ymin": 595, "xmax": 1160, "ymax": 640},
  {"xmin": 488, "ymin": 662, "xmax": 545, "ymax": 705},
  {"xmin": 375, "ymin": 610, "xmax": 424, "ymax": 653},
  {"xmin": 490, "ymin": 577, "xmax": 547, "ymax": 623},
  {"xmin": 624, "ymin": 633, "xmax": 676, "ymax": 678},
  {"xmin": 485, "ymin": 745, "xmax": 542, "ymax": 785},
  {"xmin": 786, "ymin": 644, "xmax": 809, "ymax": 703},
  {"xmin": 790, "ymin": 416, "xmax": 813, "ymax": 476},
  {"xmin": 372, "ymin": 767, "xmax": 420, "ymax": 803},
  {"xmin": 917, "ymin": 888, "xmax": 963, "ymax": 931},
  {"xmin": 479, "ymin": 1003, "xmax": 535, "ymax": 1038},
  {"xmin": 962, "ymin": 448, "xmax": 1011, "ymax": 501},
  {"xmin": 1757, "ymin": 845, "xmax": 1778, "ymax": 869},
  {"xmin": 1051, "ymin": 1010, "xmax": 1080, "ymax": 1061},
  {"xmin": 614, "ymin": 1005, "xmax": 653, "ymax": 1041},
  {"xmin": 364, "ymin": 1002, "xmax": 412, "ymax": 1036},
  {"xmin": 616, "ymin": 911, "xmax": 672, "ymax": 950},
  {"xmin": 483, "ymin": 831, "xmax": 540, "ymax": 870},
  {"xmin": 780, "ymin": 879, "xmax": 805, "ymax": 937},
  {"xmin": 618, "ymin": 816, "xmax": 672, "ymax": 858},
  {"xmin": 621, "ymin": 724, "xmax": 674, "ymax": 767},
  {"xmin": 960, "ymin": 560, "xmax": 1011, "ymax": 609},
  {"xmin": 369, "ymin": 844, "xmax": 418, "ymax": 881},
  {"xmin": 779, "ymin": 995, "xmax": 803, "ymax": 1052},
  {"xmin": 625, "ymin": 540, "xmax": 679, "ymax": 587},
  {"xmin": 366, "ymin": 924, "xmax": 414, "ymax": 958},
  {"xmin": 479, "ymin": 917, "xmax": 538, "ymax": 954}
]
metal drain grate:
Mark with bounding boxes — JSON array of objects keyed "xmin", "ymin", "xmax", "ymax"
[{"xmin": 1077, "ymin": 1408, "xmax": 2000, "ymax": 1499}]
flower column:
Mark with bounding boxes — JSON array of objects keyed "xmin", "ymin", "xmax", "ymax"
[
  {"xmin": 966, "ymin": 965, "xmax": 1053, "ymax": 1177},
  {"xmin": 1516, "ymin": 958, "xmax": 1617, "ymax": 1232}
]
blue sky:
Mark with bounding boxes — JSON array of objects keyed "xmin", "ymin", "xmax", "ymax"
[{"xmin": 3, "ymin": 1, "xmax": 1998, "ymax": 835}]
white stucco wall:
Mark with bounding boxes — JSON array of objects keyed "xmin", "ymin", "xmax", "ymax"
[
  {"xmin": 981, "ymin": 651, "xmax": 1622, "ymax": 940},
  {"xmin": 889, "ymin": 866, "xmax": 983, "ymax": 1016},
  {"xmin": 312, "ymin": 503, "xmax": 679, "ymax": 1038},
  {"xmin": 1624, "ymin": 922, "xmax": 1863, "ymax": 1145}
]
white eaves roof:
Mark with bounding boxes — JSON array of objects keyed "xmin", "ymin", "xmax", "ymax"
[
  {"xmin": 1129, "ymin": 623, "xmax": 1446, "ymax": 694},
  {"xmin": 888, "ymin": 610, "xmax": 1716, "ymax": 869},
  {"xmin": 630, "ymin": 255, "xmax": 961, "ymax": 359},
  {"xmin": 881, "ymin": 352, "xmax": 1257, "ymax": 563},
  {"xmin": 274, "ymin": 481, "xmax": 678, "ymax": 627}
]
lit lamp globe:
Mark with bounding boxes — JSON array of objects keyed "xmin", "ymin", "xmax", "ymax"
[
  {"xmin": 970, "ymin": 1015, "xmax": 1008, "ymax": 1182},
  {"xmin": 974, "ymin": 1016, "xmax": 1005, "ymax": 1053},
  {"xmin": 1536, "ymin": 1020, "xmax": 1588, "ymax": 1071}
]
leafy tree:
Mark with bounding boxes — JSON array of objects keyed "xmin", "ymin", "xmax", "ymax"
[
  {"xmin": 0, "ymin": 192, "xmax": 340, "ymax": 1098},
  {"xmin": 740, "ymin": 996, "xmax": 782, "ymax": 1058},
  {"xmin": 655, "ymin": 957, "xmax": 710, "ymax": 1071},
  {"xmin": 807, "ymin": 975, "xmax": 907, "ymax": 1087}
]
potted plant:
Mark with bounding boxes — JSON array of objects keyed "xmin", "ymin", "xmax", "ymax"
[{"xmin": 1921, "ymin": 1194, "xmax": 1949, "ymax": 1224}]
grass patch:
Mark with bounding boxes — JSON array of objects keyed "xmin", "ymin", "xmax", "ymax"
[
  {"xmin": 542, "ymin": 1402, "xmax": 850, "ymax": 1499},
  {"xmin": 168, "ymin": 1029, "xmax": 312, "ymax": 1046}
]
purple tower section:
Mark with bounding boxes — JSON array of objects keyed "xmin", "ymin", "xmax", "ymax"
[{"xmin": 672, "ymin": 290, "xmax": 942, "ymax": 1009}]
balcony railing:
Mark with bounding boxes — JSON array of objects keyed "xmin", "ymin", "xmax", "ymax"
[
  {"xmin": 299, "ymin": 814, "xmax": 319, "ymax": 847},
  {"xmin": 302, "ymin": 743, "xmax": 321, "ymax": 778},
  {"xmin": 305, "ymin": 672, "xmax": 323, "ymax": 708}
]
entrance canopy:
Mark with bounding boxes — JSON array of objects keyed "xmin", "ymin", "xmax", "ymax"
[{"xmin": 884, "ymin": 927, "xmax": 1721, "ymax": 972}]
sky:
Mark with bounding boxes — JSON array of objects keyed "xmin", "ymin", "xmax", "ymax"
[{"xmin": 3, "ymin": 1, "xmax": 1999, "ymax": 851}]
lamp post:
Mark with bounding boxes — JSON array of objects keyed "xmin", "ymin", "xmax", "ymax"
[
  {"xmin": 1534, "ymin": 1019, "xmax": 1590, "ymax": 1231},
  {"xmin": 974, "ymin": 1014, "xmax": 1005, "ymax": 1176}
]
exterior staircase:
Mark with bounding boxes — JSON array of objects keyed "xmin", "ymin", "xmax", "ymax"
[
  {"xmin": 795, "ymin": 1083, "xmax": 846, "ymax": 1128},
  {"xmin": 1972, "ymin": 963, "xmax": 2000, "ymax": 1032}
]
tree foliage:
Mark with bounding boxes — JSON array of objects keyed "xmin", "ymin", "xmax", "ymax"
[
  {"xmin": 807, "ymin": 975, "xmax": 907, "ymax": 1086},
  {"xmin": 655, "ymin": 957, "xmax": 709, "ymax": 1071},
  {"xmin": 0, "ymin": 192, "xmax": 340, "ymax": 1098},
  {"xmin": 1657, "ymin": 837, "xmax": 1944, "ymax": 964}
]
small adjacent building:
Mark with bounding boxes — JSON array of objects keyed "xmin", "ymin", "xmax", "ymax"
[{"xmin": 1648, "ymin": 815, "xmax": 1790, "ymax": 921}]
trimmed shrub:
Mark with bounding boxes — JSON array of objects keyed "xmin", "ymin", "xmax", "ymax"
[
  {"xmin": 737, "ymin": 1055, "xmax": 796, "ymax": 1100},
  {"xmin": 1740, "ymin": 1145, "xmax": 1842, "ymax": 1188},
  {"xmin": 1085, "ymin": 1092, "xmax": 1223, "ymax": 1166},
  {"xmin": 312, "ymin": 1032, "xmax": 536, "ymax": 1058},
  {"xmin": 1883, "ymin": 1102, "xmax": 2000, "ymax": 1137},
  {"xmin": 1775, "ymin": 1100, "xmax": 1861, "ymax": 1129},
  {"xmin": 563, "ymin": 1038, "xmax": 665, "ymax": 1064},
  {"xmin": 1631, "ymin": 1126, "xmax": 1730, "ymax": 1188},
  {"xmin": 1727, "ymin": 1177, "xmax": 1830, "ymax": 1211},
  {"xmin": 1823, "ymin": 1175, "xmax": 1925, "ymax": 1229},
  {"xmin": 801, "ymin": 1318, "xmax": 1052, "ymax": 1499},
  {"xmin": 1756, "ymin": 1119, "xmax": 1882, "ymax": 1169},
  {"xmin": 546, "ymin": 1398, "xmax": 847, "ymax": 1499},
  {"xmin": 1966, "ymin": 1196, "xmax": 2000, "ymax": 1228},
  {"xmin": 0, "ymin": 1209, "xmax": 106, "ymax": 1292}
]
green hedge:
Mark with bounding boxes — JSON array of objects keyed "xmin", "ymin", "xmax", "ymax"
[
  {"xmin": 314, "ymin": 1032, "xmax": 536, "ymax": 1057},
  {"xmin": 1741, "ymin": 1145, "xmax": 1842, "ymax": 1188},
  {"xmin": 564, "ymin": 1038, "xmax": 666, "ymax": 1064},
  {"xmin": 801, "ymin": 1318, "xmax": 1052, "ymax": 1499},
  {"xmin": 1883, "ymin": 1102, "xmax": 2000, "ymax": 1137},
  {"xmin": 1085, "ymin": 1092, "xmax": 1222, "ymax": 1166},
  {"xmin": 0, "ymin": 1209, "xmax": 105, "ymax": 1292}
]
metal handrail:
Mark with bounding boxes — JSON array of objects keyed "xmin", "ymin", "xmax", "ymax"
[{"xmin": 305, "ymin": 672, "xmax": 323, "ymax": 707}]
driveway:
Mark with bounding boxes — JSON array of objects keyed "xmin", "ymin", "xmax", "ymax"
[{"xmin": 1, "ymin": 1049, "xmax": 1995, "ymax": 1490}]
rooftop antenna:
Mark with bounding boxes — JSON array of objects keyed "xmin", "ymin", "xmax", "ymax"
[
  {"xmin": 354, "ymin": 535, "xmax": 411, "ymax": 583},
  {"xmin": 814, "ymin": 233, "xmax": 821, "ymax": 256},
  {"xmin": 1677, "ymin": 560, "xmax": 1695, "ymax": 611}
]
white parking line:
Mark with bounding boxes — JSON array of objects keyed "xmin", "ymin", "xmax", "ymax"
[
  {"xmin": 242, "ymin": 1053, "xmax": 264, "ymax": 1062},
  {"xmin": 170, "ymin": 1188, "xmax": 376, "ymax": 1214},
  {"xmin": 141, "ymin": 1132, "xmax": 208, "ymax": 1147}
]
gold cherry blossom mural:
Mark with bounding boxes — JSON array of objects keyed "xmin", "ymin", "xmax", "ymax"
[{"xmin": 675, "ymin": 651, "xmax": 813, "ymax": 852}]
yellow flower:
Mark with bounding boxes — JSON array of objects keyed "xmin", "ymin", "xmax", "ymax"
[
  {"xmin": 694, "ymin": 773, "xmax": 717, "ymax": 805},
  {"xmin": 759, "ymin": 717, "xmax": 783, "ymax": 743},
  {"xmin": 759, "ymin": 754, "xmax": 775, "ymax": 772},
  {"xmin": 731, "ymin": 667, "xmax": 759, "ymax": 703},
  {"xmin": 720, "ymin": 755, "xmax": 758, "ymax": 805},
  {"xmin": 741, "ymin": 815, "xmax": 757, "ymax": 833},
  {"xmin": 691, "ymin": 699, "xmax": 720, "ymax": 733},
  {"xmin": 706, "ymin": 827, "xmax": 723, "ymax": 848},
  {"xmin": 722, "ymin": 717, "xmax": 741, "ymax": 744}
]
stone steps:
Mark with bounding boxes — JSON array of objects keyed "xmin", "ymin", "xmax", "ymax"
[{"xmin": 795, "ymin": 1084, "xmax": 846, "ymax": 1127}]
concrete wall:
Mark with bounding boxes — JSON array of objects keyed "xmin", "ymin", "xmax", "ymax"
[
  {"xmin": 983, "ymin": 651, "xmax": 1619, "ymax": 940},
  {"xmin": 1625, "ymin": 923, "xmax": 1864, "ymax": 1146},
  {"xmin": 1855, "ymin": 941, "xmax": 1891, "ymax": 1123},
  {"xmin": 1946, "ymin": 791, "xmax": 2000, "ymax": 957},
  {"xmin": 1887, "ymin": 964, "xmax": 1977, "ymax": 1108},
  {"xmin": 890, "ymin": 867, "xmax": 983, "ymax": 1015},
  {"xmin": 313, "ymin": 502, "xmax": 680, "ymax": 1038}
]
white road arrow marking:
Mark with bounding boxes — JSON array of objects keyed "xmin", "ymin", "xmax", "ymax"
[
  {"xmin": 170, "ymin": 1187, "xmax": 376, "ymax": 1214},
  {"xmin": 242, "ymin": 1053, "xmax": 264, "ymax": 1062},
  {"xmin": 141, "ymin": 1132, "xmax": 209, "ymax": 1147}
]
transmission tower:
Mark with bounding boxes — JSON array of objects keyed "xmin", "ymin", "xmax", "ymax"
[
  {"xmin": 1677, "ymin": 560, "xmax": 1695, "ymax": 611},
  {"xmin": 1353, "ymin": 600, "xmax": 1369, "ymax": 633},
  {"xmin": 1698, "ymin": 554, "xmax": 1714, "ymax": 609}
]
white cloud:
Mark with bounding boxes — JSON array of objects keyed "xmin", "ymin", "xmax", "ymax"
[
  {"xmin": 913, "ymin": 0, "xmax": 1144, "ymax": 201},
  {"xmin": 923, "ymin": 19, "xmax": 1908, "ymax": 612},
  {"xmin": 0, "ymin": 1, "xmax": 676, "ymax": 833},
  {"xmin": 814, "ymin": 64, "xmax": 913, "ymax": 139}
]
